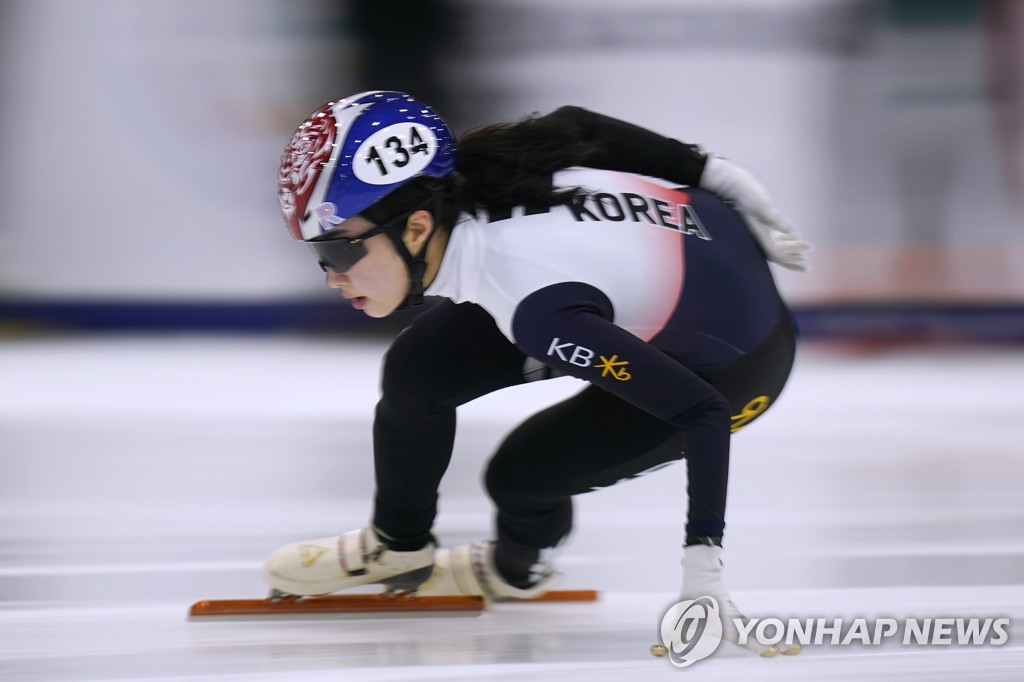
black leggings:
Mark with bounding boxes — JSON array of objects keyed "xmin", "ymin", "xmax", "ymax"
[{"xmin": 371, "ymin": 299, "xmax": 795, "ymax": 557}]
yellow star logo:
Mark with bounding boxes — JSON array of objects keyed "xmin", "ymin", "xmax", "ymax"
[{"xmin": 597, "ymin": 355, "xmax": 632, "ymax": 381}]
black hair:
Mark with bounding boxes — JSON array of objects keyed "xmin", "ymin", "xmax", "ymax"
[{"xmin": 453, "ymin": 111, "xmax": 602, "ymax": 216}]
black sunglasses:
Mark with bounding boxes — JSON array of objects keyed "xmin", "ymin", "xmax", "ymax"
[
  {"xmin": 307, "ymin": 222, "xmax": 391, "ymax": 274},
  {"xmin": 307, "ymin": 197, "xmax": 436, "ymax": 273}
]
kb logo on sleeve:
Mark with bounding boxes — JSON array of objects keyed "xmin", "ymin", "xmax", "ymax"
[{"xmin": 546, "ymin": 338, "xmax": 632, "ymax": 381}]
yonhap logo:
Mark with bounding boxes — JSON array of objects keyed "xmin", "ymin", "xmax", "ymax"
[
  {"xmin": 656, "ymin": 597, "xmax": 1011, "ymax": 666},
  {"xmin": 660, "ymin": 596, "xmax": 723, "ymax": 667}
]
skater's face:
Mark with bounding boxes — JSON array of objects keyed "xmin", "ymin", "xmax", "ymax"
[{"xmin": 319, "ymin": 211, "xmax": 437, "ymax": 318}]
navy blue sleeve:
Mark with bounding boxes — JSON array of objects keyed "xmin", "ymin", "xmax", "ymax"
[
  {"xmin": 511, "ymin": 282, "xmax": 730, "ymax": 430},
  {"xmin": 511, "ymin": 282, "xmax": 732, "ymax": 534}
]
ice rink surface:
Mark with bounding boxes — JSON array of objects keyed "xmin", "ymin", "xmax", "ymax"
[{"xmin": 1, "ymin": 334, "xmax": 1022, "ymax": 681}]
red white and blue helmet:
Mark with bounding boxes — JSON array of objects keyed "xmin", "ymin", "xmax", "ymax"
[{"xmin": 277, "ymin": 91, "xmax": 457, "ymax": 241}]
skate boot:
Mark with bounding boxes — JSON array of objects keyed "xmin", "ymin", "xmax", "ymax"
[
  {"xmin": 681, "ymin": 544, "xmax": 801, "ymax": 657},
  {"xmin": 262, "ymin": 526, "xmax": 435, "ymax": 597},
  {"xmin": 416, "ymin": 542, "xmax": 561, "ymax": 601}
]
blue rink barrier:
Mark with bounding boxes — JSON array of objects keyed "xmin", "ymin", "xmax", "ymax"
[
  {"xmin": 0, "ymin": 299, "xmax": 1023, "ymax": 341},
  {"xmin": 792, "ymin": 303, "xmax": 1024, "ymax": 342}
]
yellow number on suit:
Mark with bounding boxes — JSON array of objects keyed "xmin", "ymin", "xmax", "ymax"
[{"xmin": 730, "ymin": 395, "xmax": 770, "ymax": 433}]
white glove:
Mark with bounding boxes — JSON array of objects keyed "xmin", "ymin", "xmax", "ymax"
[
  {"xmin": 681, "ymin": 544, "xmax": 801, "ymax": 657},
  {"xmin": 699, "ymin": 156, "xmax": 812, "ymax": 272}
]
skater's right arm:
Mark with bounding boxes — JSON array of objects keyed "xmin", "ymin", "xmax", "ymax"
[{"xmin": 510, "ymin": 281, "xmax": 731, "ymax": 538}]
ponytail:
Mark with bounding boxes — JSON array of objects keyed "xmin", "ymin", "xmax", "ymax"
[{"xmin": 454, "ymin": 111, "xmax": 602, "ymax": 215}]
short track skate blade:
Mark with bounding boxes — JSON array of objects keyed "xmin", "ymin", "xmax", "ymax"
[
  {"xmin": 188, "ymin": 593, "xmax": 485, "ymax": 619},
  {"xmin": 505, "ymin": 589, "xmax": 600, "ymax": 603}
]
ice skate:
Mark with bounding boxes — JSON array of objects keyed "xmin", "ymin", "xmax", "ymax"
[
  {"xmin": 416, "ymin": 541, "xmax": 569, "ymax": 602},
  {"xmin": 190, "ymin": 527, "xmax": 483, "ymax": 619},
  {"xmin": 681, "ymin": 544, "xmax": 802, "ymax": 657},
  {"xmin": 262, "ymin": 525, "xmax": 436, "ymax": 597},
  {"xmin": 189, "ymin": 536, "xmax": 595, "ymax": 619},
  {"xmin": 190, "ymin": 527, "xmax": 481, "ymax": 618}
]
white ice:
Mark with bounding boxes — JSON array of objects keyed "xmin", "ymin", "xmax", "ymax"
[{"xmin": 1, "ymin": 334, "xmax": 1022, "ymax": 681}]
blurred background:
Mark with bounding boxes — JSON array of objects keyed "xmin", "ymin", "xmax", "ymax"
[
  {"xmin": 1, "ymin": 0, "xmax": 1022, "ymax": 335},
  {"xmin": 1, "ymin": 1, "xmax": 1022, "ymax": 680}
]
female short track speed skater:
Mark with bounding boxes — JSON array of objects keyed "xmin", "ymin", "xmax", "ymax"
[{"xmin": 266, "ymin": 91, "xmax": 810, "ymax": 655}]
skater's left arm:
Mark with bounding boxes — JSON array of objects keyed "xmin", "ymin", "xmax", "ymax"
[
  {"xmin": 542, "ymin": 106, "xmax": 811, "ymax": 272},
  {"xmin": 542, "ymin": 105, "xmax": 708, "ymax": 187}
]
